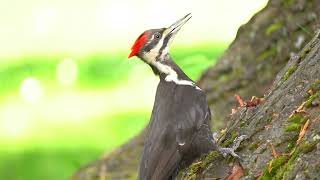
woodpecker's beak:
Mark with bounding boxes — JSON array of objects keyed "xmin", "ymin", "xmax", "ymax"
[{"xmin": 164, "ymin": 13, "xmax": 192, "ymax": 42}]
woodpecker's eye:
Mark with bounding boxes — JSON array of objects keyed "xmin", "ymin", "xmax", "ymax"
[{"xmin": 155, "ymin": 34, "xmax": 160, "ymax": 39}]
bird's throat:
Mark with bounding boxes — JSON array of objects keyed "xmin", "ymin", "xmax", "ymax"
[{"xmin": 150, "ymin": 60, "xmax": 201, "ymax": 90}]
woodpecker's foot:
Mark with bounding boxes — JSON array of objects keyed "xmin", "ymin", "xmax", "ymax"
[
  {"xmin": 219, "ymin": 135, "xmax": 247, "ymax": 159},
  {"xmin": 212, "ymin": 132, "xmax": 219, "ymax": 142},
  {"xmin": 219, "ymin": 147, "xmax": 241, "ymax": 159}
]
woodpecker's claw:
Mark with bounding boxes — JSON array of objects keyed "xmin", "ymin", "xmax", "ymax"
[
  {"xmin": 219, "ymin": 135, "xmax": 248, "ymax": 159},
  {"xmin": 231, "ymin": 135, "xmax": 248, "ymax": 150},
  {"xmin": 212, "ymin": 132, "xmax": 219, "ymax": 142},
  {"xmin": 219, "ymin": 147, "xmax": 241, "ymax": 159}
]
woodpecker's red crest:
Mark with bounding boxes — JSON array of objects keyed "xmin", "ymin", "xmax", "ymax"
[{"xmin": 128, "ymin": 32, "xmax": 150, "ymax": 58}]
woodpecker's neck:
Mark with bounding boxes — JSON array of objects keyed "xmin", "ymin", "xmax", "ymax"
[{"xmin": 147, "ymin": 53, "xmax": 201, "ymax": 90}]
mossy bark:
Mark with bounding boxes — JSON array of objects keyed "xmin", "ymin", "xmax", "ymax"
[
  {"xmin": 199, "ymin": 0, "xmax": 320, "ymax": 129},
  {"xmin": 72, "ymin": 0, "xmax": 320, "ymax": 179},
  {"xmin": 180, "ymin": 31, "xmax": 320, "ymax": 179}
]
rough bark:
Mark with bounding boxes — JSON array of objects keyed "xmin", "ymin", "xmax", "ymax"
[
  {"xmin": 72, "ymin": 0, "xmax": 320, "ymax": 179},
  {"xmin": 199, "ymin": 0, "xmax": 319, "ymax": 129},
  {"xmin": 181, "ymin": 30, "xmax": 320, "ymax": 179}
]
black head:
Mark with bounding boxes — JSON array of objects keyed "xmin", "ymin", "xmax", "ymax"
[{"xmin": 128, "ymin": 13, "xmax": 192, "ymax": 64}]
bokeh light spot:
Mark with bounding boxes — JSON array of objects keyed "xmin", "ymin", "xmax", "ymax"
[
  {"xmin": 56, "ymin": 58, "xmax": 78, "ymax": 86},
  {"xmin": 20, "ymin": 77, "xmax": 44, "ymax": 104},
  {"xmin": 1, "ymin": 105, "xmax": 30, "ymax": 138}
]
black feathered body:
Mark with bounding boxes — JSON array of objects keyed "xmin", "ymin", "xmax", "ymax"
[{"xmin": 138, "ymin": 59, "xmax": 216, "ymax": 180}]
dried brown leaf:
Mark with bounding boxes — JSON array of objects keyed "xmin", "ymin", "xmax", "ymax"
[
  {"xmin": 235, "ymin": 94, "xmax": 246, "ymax": 107},
  {"xmin": 257, "ymin": 171, "xmax": 263, "ymax": 180},
  {"xmin": 227, "ymin": 163, "xmax": 244, "ymax": 180},
  {"xmin": 297, "ymin": 119, "xmax": 310, "ymax": 145},
  {"xmin": 230, "ymin": 108, "xmax": 238, "ymax": 115},
  {"xmin": 264, "ymin": 124, "xmax": 272, "ymax": 130},
  {"xmin": 289, "ymin": 102, "xmax": 308, "ymax": 118},
  {"xmin": 270, "ymin": 144, "xmax": 279, "ymax": 158}
]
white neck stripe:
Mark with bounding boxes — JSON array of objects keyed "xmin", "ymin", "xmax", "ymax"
[{"xmin": 151, "ymin": 61, "xmax": 202, "ymax": 90}]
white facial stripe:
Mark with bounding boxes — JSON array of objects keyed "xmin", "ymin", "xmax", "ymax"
[
  {"xmin": 141, "ymin": 32, "xmax": 201, "ymax": 90},
  {"xmin": 143, "ymin": 36, "xmax": 165, "ymax": 63},
  {"xmin": 149, "ymin": 35, "xmax": 154, "ymax": 42},
  {"xmin": 160, "ymin": 47, "xmax": 169, "ymax": 60},
  {"xmin": 151, "ymin": 61, "xmax": 202, "ymax": 90}
]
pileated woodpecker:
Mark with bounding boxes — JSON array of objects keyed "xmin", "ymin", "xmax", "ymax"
[{"xmin": 128, "ymin": 13, "xmax": 244, "ymax": 180}]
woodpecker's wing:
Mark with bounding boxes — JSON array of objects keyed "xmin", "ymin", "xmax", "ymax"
[
  {"xmin": 139, "ymin": 81, "xmax": 212, "ymax": 180},
  {"xmin": 173, "ymin": 85, "xmax": 211, "ymax": 148}
]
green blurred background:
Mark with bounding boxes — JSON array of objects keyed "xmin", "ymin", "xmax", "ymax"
[{"xmin": 0, "ymin": 0, "xmax": 267, "ymax": 179}]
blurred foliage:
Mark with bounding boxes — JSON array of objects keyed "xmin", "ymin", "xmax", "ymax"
[
  {"xmin": 0, "ymin": 111, "xmax": 149, "ymax": 180},
  {"xmin": 0, "ymin": 44, "xmax": 225, "ymax": 94},
  {"xmin": 0, "ymin": 44, "xmax": 225, "ymax": 180}
]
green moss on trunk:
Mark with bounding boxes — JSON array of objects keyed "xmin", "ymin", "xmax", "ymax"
[{"xmin": 283, "ymin": 65, "xmax": 298, "ymax": 81}]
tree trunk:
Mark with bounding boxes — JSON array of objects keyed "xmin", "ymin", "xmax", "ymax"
[
  {"xmin": 181, "ymin": 30, "xmax": 320, "ymax": 179},
  {"xmin": 72, "ymin": 0, "xmax": 320, "ymax": 179}
]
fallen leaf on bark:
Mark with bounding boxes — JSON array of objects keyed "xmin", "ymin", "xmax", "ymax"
[
  {"xmin": 297, "ymin": 119, "xmax": 310, "ymax": 145},
  {"xmin": 227, "ymin": 163, "xmax": 244, "ymax": 180}
]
